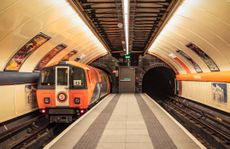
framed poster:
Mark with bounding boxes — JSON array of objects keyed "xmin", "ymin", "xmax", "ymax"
[
  {"xmin": 168, "ymin": 53, "xmax": 191, "ymax": 73},
  {"xmin": 62, "ymin": 50, "xmax": 78, "ymax": 61},
  {"xmin": 211, "ymin": 83, "xmax": 227, "ymax": 103},
  {"xmin": 25, "ymin": 84, "xmax": 37, "ymax": 108},
  {"xmin": 186, "ymin": 43, "xmax": 219, "ymax": 72},
  {"xmin": 176, "ymin": 49, "xmax": 202, "ymax": 73},
  {"xmin": 5, "ymin": 32, "xmax": 51, "ymax": 71},
  {"xmin": 34, "ymin": 44, "xmax": 67, "ymax": 71}
]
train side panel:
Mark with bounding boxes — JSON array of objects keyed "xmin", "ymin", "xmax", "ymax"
[
  {"xmin": 98, "ymin": 69, "xmax": 110, "ymax": 97},
  {"xmin": 87, "ymin": 68, "xmax": 101, "ymax": 105}
]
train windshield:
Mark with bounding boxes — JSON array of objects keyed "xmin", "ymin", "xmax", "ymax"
[
  {"xmin": 71, "ymin": 67, "xmax": 86, "ymax": 89},
  {"xmin": 40, "ymin": 67, "xmax": 55, "ymax": 86},
  {"xmin": 57, "ymin": 67, "xmax": 68, "ymax": 86}
]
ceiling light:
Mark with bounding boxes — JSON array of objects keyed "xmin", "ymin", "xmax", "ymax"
[
  {"xmin": 117, "ymin": 23, "xmax": 123, "ymax": 28},
  {"xmin": 168, "ymin": 53, "xmax": 176, "ymax": 58},
  {"xmin": 122, "ymin": 0, "xmax": 130, "ymax": 55}
]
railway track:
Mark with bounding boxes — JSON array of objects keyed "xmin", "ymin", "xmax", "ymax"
[
  {"xmin": 0, "ymin": 113, "xmax": 68, "ymax": 149},
  {"xmin": 158, "ymin": 96, "xmax": 230, "ymax": 149},
  {"xmin": 0, "ymin": 95, "xmax": 109, "ymax": 148},
  {"xmin": 0, "ymin": 114, "xmax": 48, "ymax": 149}
]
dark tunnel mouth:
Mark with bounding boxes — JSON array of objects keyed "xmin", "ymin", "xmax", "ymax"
[{"xmin": 142, "ymin": 67, "xmax": 176, "ymax": 99}]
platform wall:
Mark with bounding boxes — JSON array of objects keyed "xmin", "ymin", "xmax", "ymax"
[
  {"xmin": 181, "ymin": 81, "xmax": 230, "ymax": 113},
  {"xmin": 0, "ymin": 84, "xmax": 37, "ymax": 122}
]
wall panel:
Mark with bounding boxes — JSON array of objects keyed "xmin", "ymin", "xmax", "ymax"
[
  {"xmin": 0, "ymin": 84, "xmax": 37, "ymax": 122},
  {"xmin": 181, "ymin": 81, "xmax": 230, "ymax": 112}
]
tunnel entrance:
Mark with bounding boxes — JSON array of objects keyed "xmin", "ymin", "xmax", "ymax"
[{"xmin": 142, "ymin": 67, "xmax": 176, "ymax": 99}]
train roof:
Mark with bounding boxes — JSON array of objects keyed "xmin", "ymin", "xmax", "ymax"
[{"xmin": 46, "ymin": 61, "xmax": 91, "ymax": 70}]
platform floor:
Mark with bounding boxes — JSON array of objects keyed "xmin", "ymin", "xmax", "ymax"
[{"xmin": 45, "ymin": 94, "xmax": 205, "ymax": 149}]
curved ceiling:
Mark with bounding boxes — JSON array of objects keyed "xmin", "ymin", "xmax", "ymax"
[
  {"xmin": 0, "ymin": 0, "xmax": 108, "ymax": 72},
  {"xmin": 0, "ymin": 0, "xmax": 229, "ymax": 74},
  {"xmin": 73, "ymin": 0, "xmax": 176, "ymax": 56},
  {"xmin": 147, "ymin": 0, "xmax": 230, "ymax": 74}
]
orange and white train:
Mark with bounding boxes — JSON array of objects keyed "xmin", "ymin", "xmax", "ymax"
[{"xmin": 36, "ymin": 61, "xmax": 110, "ymax": 123}]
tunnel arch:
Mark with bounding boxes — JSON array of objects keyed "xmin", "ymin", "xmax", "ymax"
[{"xmin": 142, "ymin": 65, "xmax": 176, "ymax": 99}]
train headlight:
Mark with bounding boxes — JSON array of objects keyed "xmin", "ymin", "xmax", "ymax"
[
  {"xmin": 57, "ymin": 92, "xmax": 67, "ymax": 102},
  {"xmin": 41, "ymin": 109, "xmax": 46, "ymax": 113},
  {"xmin": 44, "ymin": 97, "xmax": 50, "ymax": 104},
  {"xmin": 74, "ymin": 97, "xmax": 80, "ymax": 104}
]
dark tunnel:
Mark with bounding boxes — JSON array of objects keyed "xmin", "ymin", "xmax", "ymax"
[{"xmin": 142, "ymin": 67, "xmax": 176, "ymax": 99}]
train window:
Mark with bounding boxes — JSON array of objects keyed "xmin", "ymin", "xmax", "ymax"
[
  {"xmin": 71, "ymin": 68, "xmax": 86, "ymax": 89},
  {"xmin": 40, "ymin": 68, "xmax": 55, "ymax": 86},
  {"xmin": 57, "ymin": 68, "xmax": 68, "ymax": 85}
]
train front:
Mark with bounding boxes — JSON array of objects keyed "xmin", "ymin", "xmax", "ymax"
[{"xmin": 36, "ymin": 62, "xmax": 88, "ymax": 123}]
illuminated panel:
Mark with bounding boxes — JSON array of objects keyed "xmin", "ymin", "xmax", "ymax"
[
  {"xmin": 176, "ymin": 49, "xmax": 202, "ymax": 73},
  {"xmin": 122, "ymin": 0, "xmax": 130, "ymax": 54},
  {"xmin": 169, "ymin": 53, "xmax": 191, "ymax": 73},
  {"xmin": 75, "ymin": 54, "xmax": 86, "ymax": 62},
  {"xmin": 186, "ymin": 43, "xmax": 219, "ymax": 72},
  {"xmin": 34, "ymin": 44, "xmax": 67, "ymax": 71},
  {"xmin": 4, "ymin": 33, "xmax": 51, "ymax": 71}
]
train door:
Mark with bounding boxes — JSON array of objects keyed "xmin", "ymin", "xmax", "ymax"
[
  {"xmin": 55, "ymin": 66, "xmax": 69, "ymax": 106},
  {"xmin": 119, "ymin": 67, "xmax": 135, "ymax": 93}
]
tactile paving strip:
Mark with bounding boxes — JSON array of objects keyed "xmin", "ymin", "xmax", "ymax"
[
  {"xmin": 135, "ymin": 94, "xmax": 177, "ymax": 149},
  {"xmin": 73, "ymin": 94, "xmax": 121, "ymax": 149}
]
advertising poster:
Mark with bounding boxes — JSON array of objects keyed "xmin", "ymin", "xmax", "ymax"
[
  {"xmin": 5, "ymin": 32, "xmax": 51, "ymax": 71},
  {"xmin": 34, "ymin": 44, "xmax": 67, "ymax": 71},
  {"xmin": 25, "ymin": 84, "xmax": 37, "ymax": 108},
  {"xmin": 211, "ymin": 83, "xmax": 227, "ymax": 103},
  {"xmin": 168, "ymin": 53, "xmax": 191, "ymax": 73},
  {"xmin": 176, "ymin": 49, "xmax": 203, "ymax": 73},
  {"xmin": 186, "ymin": 43, "xmax": 219, "ymax": 72},
  {"xmin": 62, "ymin": 50, "xmax": 78, "ymax": 61}
]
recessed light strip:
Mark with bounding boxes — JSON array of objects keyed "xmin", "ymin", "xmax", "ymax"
[{"xmin": 122, "ymin": 0, "xmax": 129, "ymax": 55}]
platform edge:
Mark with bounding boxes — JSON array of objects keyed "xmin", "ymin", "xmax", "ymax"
[{"xmin": 142, "ymin": 94, "xmax": 206, "ymax": 149}]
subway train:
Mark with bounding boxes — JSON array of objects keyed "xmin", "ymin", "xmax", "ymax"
[{"xmin": 36, "ymin": 61, "xmax": 110, "ymax": 123}]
